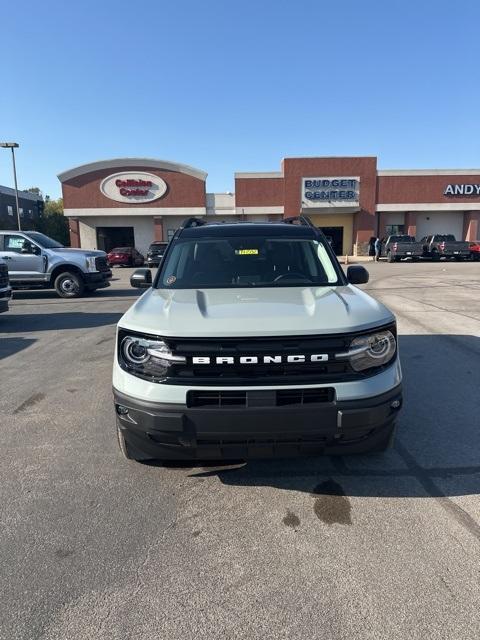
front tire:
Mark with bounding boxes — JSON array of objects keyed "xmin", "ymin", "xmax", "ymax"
[{"xmin": 54, "ymin": 271, "xmax": 85, "ymax": 298}]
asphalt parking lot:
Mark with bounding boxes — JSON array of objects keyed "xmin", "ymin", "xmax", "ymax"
[{"xmin": 1, "ymin": 261, "xmax": 480, "ymax": 640}]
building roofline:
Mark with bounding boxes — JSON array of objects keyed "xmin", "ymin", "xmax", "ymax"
[
  {"xmin": 57, "ymin": 157, "xmax": 208, "ymax": 182},
  {"xmin": 282, "ymin": 155, "xmax": 377, "ymax": 161},
  {"xmin": 234, "ymin": 172, "xmax": 283, "ymax": 179},
  {"xmin": 0, "ymin": 185, "xmax": 43, "ymax": 201},
  {"xmin": 378, "ymin": 169, "xmax": 480, "ymax": 176}
]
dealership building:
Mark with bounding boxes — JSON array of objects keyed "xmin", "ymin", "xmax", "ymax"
[{"xmin": 58, "ymin": 156, "xmax": 480, "ymax": 255}]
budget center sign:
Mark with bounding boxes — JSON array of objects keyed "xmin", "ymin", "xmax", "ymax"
[{"xmin": 302, "ymin": 177, "xmax": 360, "ymax": 209}]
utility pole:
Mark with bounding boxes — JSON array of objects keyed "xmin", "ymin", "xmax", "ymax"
[{"xmin": 0, "ymin": 142, "xmax": 21, "ymax": 230}]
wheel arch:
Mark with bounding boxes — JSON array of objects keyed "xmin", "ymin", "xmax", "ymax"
[{"xmin": 49, "ymin": 263, "xmax": 85, "ymax": 285}]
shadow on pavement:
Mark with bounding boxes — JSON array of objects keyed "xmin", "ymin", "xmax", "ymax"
[
  {"xmin": 0, "ymin": 312, "xmax": 123, "ymax": 332},
  {"xmin": 0, "ymin": 337, "xmax": 37, "ymax": 360},
  {"xmin": 11, "ymin": 287, "xmax": 138, "ymax": 301},
  {"xmin": 182, "ymin": 335, "xmax": 480, "ymax": 500}
]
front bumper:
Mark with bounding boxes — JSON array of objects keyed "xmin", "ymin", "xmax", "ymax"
[
  {"xmin": 84, "ymin": 271, "xmax": 112, "ymax": 287},
  {"xmin": 0, "ymin": 287, "xmax": 12, "ymax": 313},
  {"xmin": 114, "ymin": 384, "xmax": 402, "ymax": 459}
]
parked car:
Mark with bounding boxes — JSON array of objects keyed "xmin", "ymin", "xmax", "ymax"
[
  {"xmin": 146, "ymin": 241, "xmax": 169, "ymax": 267},
  {"xmin": 420, "ymin": 234, "xmax": 470, "ymax": 260},
  {"xmin": 380, "ymin": 235, "xmax": 423, "ymax": 262},
  {"xmin": 469, "ymin": 241, "xmax": 480, "ymax": 261},
  {"xmin": 0, "ymin": 258, "xmax": 12, "ymax": 313},
  {"xmin": 0, "ymin": 231, "xmax": 111, "ymax": 298},
  {"xmin": 107, "ymin": 247, "xmax": 144, "ymax": 267},
  {"xmin": 114, "ymin": 216, "xmax": 402, "ymax": 462}
]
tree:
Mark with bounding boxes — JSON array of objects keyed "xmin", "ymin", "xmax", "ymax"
[
  {"xmin": 37, "ymin": 197, "xmax": 70, "ymax": 246},
  {"xmin": 25, "ymin": 186, "xmax": 43, "ymax": 197}
]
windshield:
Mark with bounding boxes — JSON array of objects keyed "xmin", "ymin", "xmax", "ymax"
[
  {"xmin": 149, "ymin": 243, "xmax": 167, "ymax": 251},
  {"xmin": 24, "ymin": 232, "xmax": 63, "ymax": 248},
  {"xmin": 110, "ymin": 247, "xmax": 131, "ymax": 252},
  {"xmin": 435, "ymin": 235, "xmax": 456, "ymax": 241},
  {"xmin": 157, "ymin": 236, "xmax": 341, "ymax": 289}
]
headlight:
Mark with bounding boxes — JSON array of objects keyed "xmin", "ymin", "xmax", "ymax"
[
  {"xmin": 118, "ymin": 332, "xmax": 185, "ymax": 381},
  {"xmin": 85, "ymin": 256, "xmax": 98, "ymax": 272},
  {"xmin": 339, "ymin": 329, "xmax": 396, "ymax": 372}
]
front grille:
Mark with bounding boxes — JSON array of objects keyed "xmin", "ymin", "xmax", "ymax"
[
  {"xmin": 119, "ymin": 324, "xmax": 396, "ymax": 386},
  {"xmin": 167, "ymin": 334, "xmax": 354, "ymax": 385},
  {"xmin": 95, "ymin": 256, "xmax": 110, "ymax": 272},
  {"xmin": 187, "ymin": 387, "xmax": 335, "ymax": 407},
  {"xmin": 0, "ymin": 264, "xmax": 9, "ymax": 288}
]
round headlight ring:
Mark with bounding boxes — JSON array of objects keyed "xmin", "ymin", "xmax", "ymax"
[
  {"xmin": 349, "ymin": 330, "xmax": 396, "ymax": 372},
  {"xmin": 121, "ymin": 337, "xmax": 151, "ymax": 365}
]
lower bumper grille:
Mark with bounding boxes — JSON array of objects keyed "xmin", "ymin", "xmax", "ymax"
[{"xmin": 187, "ymin": 387, "xmax": 335, "ymax": 408}]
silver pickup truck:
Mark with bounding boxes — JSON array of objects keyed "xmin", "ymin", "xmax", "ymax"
[{"xmin": 0, "ymin": 231, "xmax": 112, "ymax": 298}]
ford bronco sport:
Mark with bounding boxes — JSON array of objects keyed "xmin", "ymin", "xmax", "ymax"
[{"xmin": 113, "ymin": 216, "xmax": 402, "ymax": 461}]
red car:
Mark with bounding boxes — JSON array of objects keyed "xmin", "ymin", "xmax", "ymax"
[
  {"xmin": 469, "ymin": 241, "xmax": 480, "ymax": 261},
  {"xmin": 107, "ymin": 247, "xmax": 144, "ymax": 267}
]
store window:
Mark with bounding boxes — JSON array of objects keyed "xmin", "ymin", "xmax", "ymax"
[
  {"xmin": 385, "ymin": 224, "xmax": 405, "ymax": 236},
  {"xmin": 7, "ymin": 205, "xmax": 13, "ymax": 216}
]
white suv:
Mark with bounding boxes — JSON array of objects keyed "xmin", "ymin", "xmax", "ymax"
[{"xmin": 113, "ymin": 217, "xmax": 402, "ymax": 462}]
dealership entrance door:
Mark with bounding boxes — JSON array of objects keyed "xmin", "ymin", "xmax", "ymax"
[
  {"xmin": 96, "ymin": 227, "xmax": 135, "ymax": 253},
  {"xmin": 318, "ymin": 227, "xmax": 344, "ymax": 255},
  {"xmin": 309, "ymin": 213, "xmax": 353, "ymax": 255}
]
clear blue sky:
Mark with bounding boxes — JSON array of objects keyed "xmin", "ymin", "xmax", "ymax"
[{"xmin": 1, "ymin": 0, "xmax": 480, "ymax": 199}]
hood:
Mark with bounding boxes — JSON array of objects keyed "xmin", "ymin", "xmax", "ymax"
[
  {"xmin": 49, "ymin": 247, "xmax": 106, "ymax": 257},
  {"xmin": 119, "ymin": 285, "xmax": 395, "ymax": 338}
]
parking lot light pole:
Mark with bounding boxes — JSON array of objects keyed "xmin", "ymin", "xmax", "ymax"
[{"xmin": 0, "ymin": 142, "xmax": 21, "ymax": 230}]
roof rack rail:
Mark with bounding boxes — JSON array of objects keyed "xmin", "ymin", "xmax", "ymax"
[
  {"xmin": 283, "ymin": 215, "xmax": 316, "ymax": 229},
  {"xmin": 179, "ymin": 217, "xmax": 206, "ymax": 230}
]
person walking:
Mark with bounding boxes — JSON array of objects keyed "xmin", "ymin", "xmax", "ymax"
[
  {"xmin": 374, "ymin": 237, "xmax": 382, "ymax": 262},
  {"xmin": 368, "ymin": 236, "xmax": 376, "ymax": 261}
]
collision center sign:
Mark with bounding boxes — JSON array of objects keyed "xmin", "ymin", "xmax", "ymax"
[
  {"xmin": 302, "ymin": 176, "xmax": 360, "ymax": 209},
  {"xmin": 100, "ymin": 171, "xmax": 167, "ymax": 203}
]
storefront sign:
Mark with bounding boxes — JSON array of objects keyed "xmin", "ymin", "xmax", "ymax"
[
  {"xmin": 444, "ymin": 184, "xmax": 480, "ymax": 196},
  {"xmin": 302, "ymin": 176, "xmax": 360, "ymax": 208},
  {"xmin": 100, "ymin": 171, "xmax": 167, "ymax": 203}
]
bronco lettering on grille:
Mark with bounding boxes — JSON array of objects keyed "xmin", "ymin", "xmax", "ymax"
[{"xmin": 191, "ymin": 354, "xmax": 329, "ymax": 365}]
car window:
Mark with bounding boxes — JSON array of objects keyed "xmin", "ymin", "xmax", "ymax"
[
  {"xmin": 157, "ymin": 235, "xmax": 340, "ymax": 289},
  {"xmin": 4, "ymin": 235, "xmax": 31, "ymax": 253},
  {"xmin": 23, "ymin": 232, "xmax": 62, "ymax": 248}
]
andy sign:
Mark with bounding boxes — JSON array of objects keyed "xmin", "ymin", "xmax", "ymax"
[{"xmin": 444, "ymin": 184, "xmax": 480, "ymax": 196}]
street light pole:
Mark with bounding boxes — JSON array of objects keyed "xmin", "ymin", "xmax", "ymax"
[{"xmin": 0, "ymin": 142, "xmax": 21, "ymax": 231}]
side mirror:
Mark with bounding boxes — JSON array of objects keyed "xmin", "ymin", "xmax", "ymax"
[
  {"xmin": 347, "ymin": 265, "xmax": 369, "ymax": 285},
  {"xmin": 130, "ymin": 268, "xmax": 152, "ymax": 289}
]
